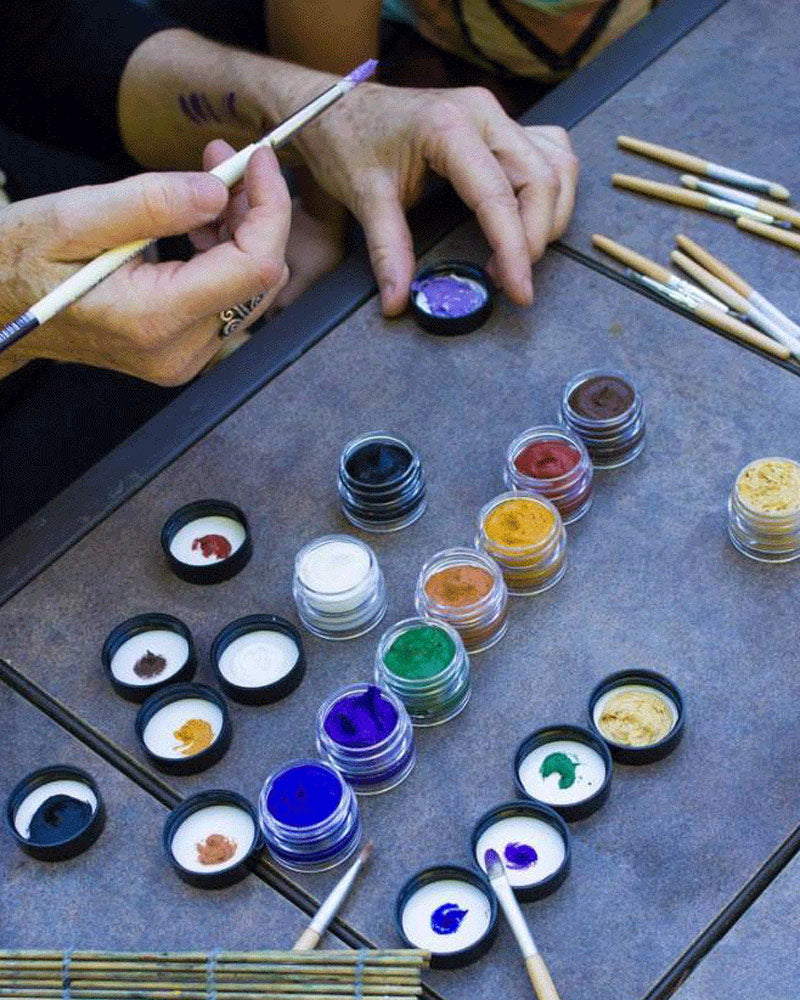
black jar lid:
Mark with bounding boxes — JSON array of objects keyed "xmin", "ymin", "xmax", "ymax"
[
  {"xmin": 210, "ymin": 615, "xmax": 306, "ymax": 706},
  {"xmin": 163, "ymin": 789, "xmax": 262, "ymax": 889},
  {"xmin": 588, "ymin": 669, "xmax": 685, "ymax": 765},
  {"xmin": 102, "ymin": 613, "xmax": 197, "ymax": 703},
  {"xmin": 409, "ymin": 260, "xmax": 494, "ymax": 336},
  {"xmin": 471, "ymin": 800, "xmax": 570, "ymax": 902},
  {"xmin": 395, "ymin": 864, "xmax": 498, "ymax": 969},
  {"xmin": 6, "ymin": 765, "xmax": 105, "ymax": 862},
  {"xmin": 135, "ymin": 683, "xmax": 232, "ymax": 776},
  {"xmin": 514, "ymin": 724, "xmax": 613, "ymax": 822},
  {"xmin": 161, "ymin": 500, "xmax": 252, "ymax": 585}
]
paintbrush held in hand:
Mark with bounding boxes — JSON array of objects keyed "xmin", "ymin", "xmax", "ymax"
[{"xmin": 484, "ymin": 848, "xmax": 563, "ymax": 1000}]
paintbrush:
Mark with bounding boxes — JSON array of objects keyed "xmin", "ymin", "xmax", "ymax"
[
  {"xmin": 293, "ymin": 842, "xmax": 373, "ymax": 951},
  {"xmin": 484, "ymin": 848, "xmax": 562, "ymax": 1000},
  {"xmin": 0, "ymin": 59, "xmax": 378, "ymax": 355}
]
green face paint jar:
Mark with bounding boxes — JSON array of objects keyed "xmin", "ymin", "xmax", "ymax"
[{"xmin": 374, "ymin": 618, "xmax": 470, "ymax": 727}]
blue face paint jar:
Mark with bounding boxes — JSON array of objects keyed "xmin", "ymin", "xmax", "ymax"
[
  {"xmin": 258, "ymin": 759, "xmax": 361, "ymax": 872},
  {"xmin": 316, "ymin": 683, "xmax": 416, "ymax": 795}
]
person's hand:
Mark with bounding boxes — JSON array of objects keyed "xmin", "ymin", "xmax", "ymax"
[
  {"xmin": 291, "ymin": 84, "xmax": 579, "ymax": 315},
  {"xmin": 0, "ymin": 143, "xmax": 291, "ymax": 385}
]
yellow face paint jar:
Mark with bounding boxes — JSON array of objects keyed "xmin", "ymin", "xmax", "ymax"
[
  {"xmin": 475, "ymin": 493, "xmax": 566, "ymax": 596},
  {"xmin": 727, "ymin": 457, "xmax": 800, "ymax": 563}
]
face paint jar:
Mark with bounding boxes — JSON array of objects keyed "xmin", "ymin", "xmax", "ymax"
[
  {"xmin": 258, "ymin": 759, "xmax": 361, "ymax": 872},
  {"xmin": 589, "ymin": 669, "xmax": 684, "ymax": 765},
  {"xmin": 396, "ymin": 865, "xmax": 498, "ymax": 969},
  {"xmin": 211, "ymin": 615, "xmax": 305, "ymax": 705},
  {"xmin": 293, "ymin": 535, "xmax": 388, "ymax": 640},
  {"xmin": 476, "ymin": 492, "xmax": 566, "ymax": 596},
  {"xmin": 135, "ymin": 683, "xmax": 232, "ymax": 776},
  {"xmin": 102, "ymin": 613, "xmax": 197, "ymax": 703},
  {"xmin": 161, "ymin": 500, "xmax": 252, "ymax": 585},
  {"xmin": 338, "ymin": 432, "xmax": 427, "ymax": 532},
  {"xmin": 414, "ymin": 548, "xmax": 508, "ymax": 654},
  {"xmin": 316, "ymin": 683, "xmax": 416, "ymax": 794},
  {"xmin": 727, "ymin": 457, "xmax": 800, "ymax": 562},
  {"xmin": 409, "ymin": 260, "xmax": 494, "ymax": 336},
  {"xmin": 559, "ymin": 370, "xmax": 645, "ymax": 469},
  {"xmin": 504, "ymin": 425, "xmax": 593, "ymax": 524},
  {"xmin": 375, "ymin": 617, "xmax": 471, "ymax": 727}
]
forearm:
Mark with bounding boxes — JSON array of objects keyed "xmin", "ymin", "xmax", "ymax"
[
  {"xmin": 267, "ymin": 0, "xmax": 382, "ymax": 76},
  {"xmin": 118, "ymin": 29, "xmax": 340, "ymax": 169}
]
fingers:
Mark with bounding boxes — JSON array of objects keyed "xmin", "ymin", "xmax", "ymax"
[
  {"xmin": 48, "ymin": 171, "xmax": 229, "ymax": 260},
  {"xmin": 524, "ymin": 126, "xmax": 579, "ymax": 238},
  {"xmin": 355, "ymin": 173, "xmax": 416, "ymax": 315}
]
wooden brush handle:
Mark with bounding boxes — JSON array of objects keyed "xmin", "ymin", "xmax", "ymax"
[
  {"xmin": 737, "ymin": 217, "xmax": 800, "ymax": 251},
  {"xmin": 292, "ymin": 928, "xmax": 321, "ymax": 951},
  {"xmin": 525, "ymin": 953, "xmax": 562, "ymax": 1000},
  {"xmin": 617, "ymin": 135, "xmax": 707, "ymax": 174}
]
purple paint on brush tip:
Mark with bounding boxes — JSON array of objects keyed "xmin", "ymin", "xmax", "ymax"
[
  {"xmin": 345, "ymin": 59, "xmax": 379, "ymax": 85},
  {"xmin": 484, "ymin": 847, "xmax": 501, "ymax": 868},
  {"xmin": 504, "ymin": 842, "xmax": 538, "ymax": 870}
]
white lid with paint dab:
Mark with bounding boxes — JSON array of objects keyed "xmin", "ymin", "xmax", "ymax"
[
  {"xmin": 142, "ymin": 698, "xmax": 223, "ymax": 759},
  {"xmin": 13, "ymin": 780, "xmax": 97, "ymax": 839},
  {"xmin": 401, "ymin": 878, "xmax": 492, "ymax": 953},
  {"xmin": 475, "ymin": 815, "xmax": 566, "ymax": 889},
  {"xmin": 518, "ymin": 739, "xmax": 607, "ymax": 807},
  {"xmin": 217, "ymin": 630, "xmax": 299, "ymax": 688},
  {"xmin": 109, "ymin": 630, "xmax": 189, "ymax": 686},
  {"xmin": 169, "ymin": 515, "xmax": 246, "ymax": 566},
  {"xmin": 170, "ymin": 804, "xmax": 256, "ymax": 873}
]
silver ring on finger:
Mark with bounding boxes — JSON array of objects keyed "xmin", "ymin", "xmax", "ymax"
[{"xmin": 218, "ymin": 293, "xmax": 265, "ymax": 338}]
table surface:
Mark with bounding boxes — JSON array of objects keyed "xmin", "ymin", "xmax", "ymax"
[{"xmin": 2, "ymin": 1, "xmax": 798, "ymax": 998}]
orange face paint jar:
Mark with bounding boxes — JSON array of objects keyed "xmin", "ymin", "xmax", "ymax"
[{"xmin": 475, "ymin": 493, "xmax": 566, "ymax": 596}]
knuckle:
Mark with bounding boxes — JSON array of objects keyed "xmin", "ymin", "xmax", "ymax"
[
  {"xmin": 463, "ymin": 86, "xmax": 502, "ymax": 114},
  {"xmin": 254, "ymin": 252, "xmax": 285, "ymax": 291},
  {"xmin": 424, "ymin": 98, "xmax": 465, "ymax": 136},
  {"xmin": 140, "ymin": 174, "xmax": 178, "ymax": 230}
]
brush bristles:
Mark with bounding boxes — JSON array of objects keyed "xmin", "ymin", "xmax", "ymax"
[
  {"xmin": 484, "ymin": 848, "xmax": 504, "ymax": 879},
  {"xmin": 344, "ymin": 59, "xmax": 378, "ymax": 85}
]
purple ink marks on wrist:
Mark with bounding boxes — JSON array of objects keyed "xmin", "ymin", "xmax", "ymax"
[
  {"xmin": 430, "ymin": 902, "xmax": 469, "ymax": 935},
  {"xmin": 504, "ymin": 842, "xmax": 538, "ymax": 870},
  {"xmin": 410, "ymin": 273, "xmax": 488, "ymax": 319}
]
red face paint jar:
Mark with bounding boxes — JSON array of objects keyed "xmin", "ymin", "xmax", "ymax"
[{"xmin": 504, "ymin": 426, "xmax": 593, "ymax": 524}]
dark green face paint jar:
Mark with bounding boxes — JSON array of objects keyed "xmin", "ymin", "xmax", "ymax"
[{"xmin": 374, "ymin": 617, "xmax": 470, "ymax": 727}]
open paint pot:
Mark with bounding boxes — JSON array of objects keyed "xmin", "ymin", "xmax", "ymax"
[
  {"xmin": 727, "ymin": 457, "xmax": 800, "ymax": 562},
  {"xmin": 504, "ymin": 425, "xmax": 594, "ymax": 525},
  {"xmin": 293, "ymin": 534, "xmax": 388, "ymax": 640},
  {"xmin": 471, "ymin": 801, "xmax": 570, "ymax": 902},
  {"xmin": 338, "ymin": 431, "xmax": 427, "ymax": 533},
  {"xmin": 375, "ymin": 617, "xmax": 471, "ymax": 727},
  {"xmin": 161, "ymin": 500, "xmax": 252, "ymax": 585},
  {"xmin": 396, "ymin": 865, "xmax": 498, "ymax": 969},
  {"xmin": 102, "ymin": 613, "xmax": 197, "ymax": 703},
  {"xmin": 589, "ymin": 669, "xmax": 684, "ymax": 765},
  {"xmin": 409, "ymin": 260, "xmax": 494, "ymax": 337},
  {"xmin": 315, "ymin": 683, "xmax": 416, "ymax": 795},
  {"xmin": 514, "ymin": 725, "xmax": 612, "ymax": 822},
  {"xmin": 163, "ymin": 790, "xmax": 262, "ymax": 889},
  {"xmin": 211, "ymin": 615, "xmax": 305, "ymax": 706},
  {"xmin": 559, "ymin": 369, "xmax": 645, "ymax": 470},
  {"xmin": 258, "ymin": 759, "xmax": 361, "ymax": 873},
  {"xmin": 6, "ymin": 765, "xmax": 105, "ymax": 861},
  {"xmin": 135, "ymin": 683, "xmax": 232, "ymax": 776},
  {"xmin": 414, "ymin": 548, "xmax": 508, "ymax": 654}
]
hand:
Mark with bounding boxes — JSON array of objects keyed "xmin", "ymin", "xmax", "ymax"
[
  {"xmin": 292, "ymin": 84, "xmax": 579, "ymax": 314},
  {"xmin": 0, "ymin": 143, "xmax": 291, "ymax": 385}
]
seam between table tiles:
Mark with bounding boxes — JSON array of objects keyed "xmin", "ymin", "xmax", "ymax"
[{"xmin": 0, "ymin": 657, "xmax": 447, "ymax": 1000}]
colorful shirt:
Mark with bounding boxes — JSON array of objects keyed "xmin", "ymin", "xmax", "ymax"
[{"xmin": 383, "ymin": 0, "xmax": 661, "ymax": 80}]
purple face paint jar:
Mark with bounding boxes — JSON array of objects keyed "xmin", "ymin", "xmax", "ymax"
[
  {"xmin": 409, "ymin": 261, "xmax": 493, "ymax": 336},
  {"xmin": 258, "ymin": 759, "xmax": 361, "ymax": 872},
  {"xmin": 316, "ymin": 684, "xmax": 416, "ymax": 795}
]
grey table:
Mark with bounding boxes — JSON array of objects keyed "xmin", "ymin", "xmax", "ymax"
[{"xmin": 1, "ymin": 1, "xmax": 798, "ymax": 998}]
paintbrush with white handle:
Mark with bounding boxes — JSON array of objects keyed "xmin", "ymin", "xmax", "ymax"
[
  {"xmin": 0, "ymin": 59, "xmax": 378, "ymax": 355},
  {"xmin": 293, "ymin": 842, "xmax": 373, "ymax": 951},
  {"xmin": 484, "ymin": 848, "xmax": 562, "ymax": 1000}
]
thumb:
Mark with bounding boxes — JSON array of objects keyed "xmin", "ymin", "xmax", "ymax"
[
  {"xmin": 49, "ymin": 171, "xmax": 229, "ymax": 260},
  {"xmin": 355, "ymin": 180, "xmax": 415, "ymax": 316}
]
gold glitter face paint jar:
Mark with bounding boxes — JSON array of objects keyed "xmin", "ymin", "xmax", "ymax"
[
  {"xmin": 727, "ymin": 457, "xmax": 800, "ymax": 562},
  {"xmin": 475, "ymin": 493, "xmax": 566, "ymax": 596}
]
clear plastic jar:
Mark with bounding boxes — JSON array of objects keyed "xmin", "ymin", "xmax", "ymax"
[
  {"xmin": 727, "ymin": 457, "xmax": 800, "ymax": 563},
  {"xmin": 316, "ymin": 683, "xmax": 416, "ymax": 794},
  {"xmin": 338, "ymin": 432, "xmax": 426, "ymax": 533},
  {"xmin": 504, "ymin": 425, "xmax": 593, "ymax": 524},
  {"xmin": 559, "ymin": 370, "xmax": 645, "ymax": 470},
  {"xmin": 293, "ymin": 534, "xmax": 387, "ymax": 640},
  {"xmin": 375, "ymin": 618, "xmax": 471, "ymax": 727},
  {"xmin": 476, "ymin": 492, "xmax": 566, "ymax": 596},
  {"xmin": 258, "ymin": 759, "xmax": 361, "ymax": 872},
  {"xmin": 415, "ymin": 548, "xmax": 508, "ymax": 654}
]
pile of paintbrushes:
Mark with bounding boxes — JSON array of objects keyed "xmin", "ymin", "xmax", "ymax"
[{"xmin": 0, "ymin": 949, "xmax": 429, "ymax": 1000}]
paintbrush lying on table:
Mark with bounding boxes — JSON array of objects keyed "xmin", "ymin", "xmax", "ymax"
[{"xmin": 0, "ymin": 59, "xmax": 378, "ymax": 355}]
